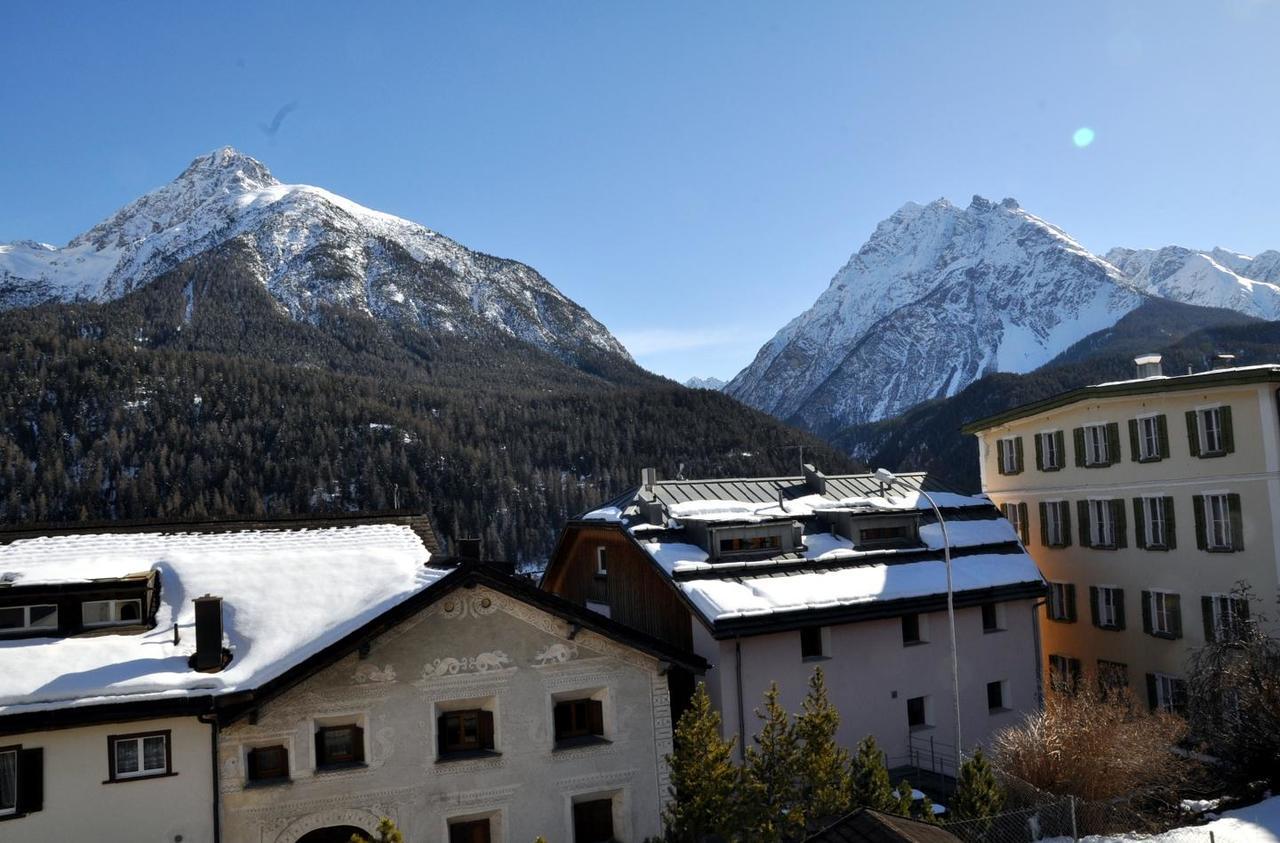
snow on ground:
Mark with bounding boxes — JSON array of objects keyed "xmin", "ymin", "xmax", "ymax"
[
  {"xmin": 0, "ymin": 524, "xmax": 447, "ymax": 714},
  {"xmin": 1045, "ymin": 796, "xmax": 1280, "ymax": 843}
]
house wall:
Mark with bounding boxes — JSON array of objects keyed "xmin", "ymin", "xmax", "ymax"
[
  {"xmin": 219, "ymin": 585, "xmax": 673, "ymax": 843},
  {"xmin": 0, "ymin": 715, "xmax": 214, "ymax": 842},
  {"xmin": 706, "ymin": 601, "xmax": 1040, "ymax": 770},
  {"xmin": 974, "ymin": 381, "xmax": 1280, "ymax": 690}
]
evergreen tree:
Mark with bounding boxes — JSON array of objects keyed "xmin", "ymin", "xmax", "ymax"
[
  {"xmin": 917, "ymin": 792, "xmax": 940, "ymax": 825},
  {"xmin": 951, "ymin": 748, "xmax": 1005, "ymax": 822},
  {"xmin": 664, "ymin": 684, "xmax": 741, "ymax": 843},
  {"xmin": 848, "ymin": 735, "xmax": 896, "ymax": 812},
  {"xmin": 894, "ymin": 779, "xmax": 915, "ymax": 817},
  {"xmin": 794, "ymin": 667, "xmax": 850, "ymax": 823},
  {"xmin": 742, "ymin": 683, "xmax": 806, "ymax": 843}
]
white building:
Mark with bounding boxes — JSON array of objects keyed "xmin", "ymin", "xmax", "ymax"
[{"xmin": 0, "ymin": 514, "xmax": 701, "ymax": 843}]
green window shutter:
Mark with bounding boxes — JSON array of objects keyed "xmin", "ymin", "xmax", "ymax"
[
  {"xmin": 1186, "ymin": 410, "xmax": 1201, "ymax": 457},
  {"xmin": 1221, "ymin": 405, "xmax": 1234, "ymax": 454},
  {"xmin": 1235, "ymin": 597, "xmax": 1249, "ymax": 620},
  {"xmin": 1156, "ymin": 414, "xmax": 1169, "ymax": 459},
  {"xmin": 1039, "ymin": 501, "xmax": 1049, "ymax": 546},
  {"xmin": 1054, "ymin": 431, "xmax": 1066, "ymax": 469},
  {"xmin": 1201, "ymin": 595, "xmax": 1216, "ymax": 642},
  {"xmin": 1089, "ymin": 586, "xmax": 1100, "ymax": 627},
  {"xmin": 1128, "ymin": 418, "xmax": 1140, "ymax": 461},
  {"xmin": 1227, "ymin": 493, "xmax": 1244, "ymax": 551},
  {"xmin": 996, "ymin": 441, "xmax": 1006, "ymax": 475},
  {"xmin": 1019, "ymin": 502, "xmax": 1029, "ymax": 543},
  {"xmin": 1141, "ymin": 590, "xmax": 1152, "ymax": 634},
  {"xmin": 1133, "ymin": 498, "xmax": 1147, "ymax": 549},
  {"xmin": 1114, "ymin": 589, "xmax": 1126, "ymax": 630},
  {"xmin": 1014, "ymin": 437, "xmax": 1024, "ymax": 474},
  {"xmin": 1192, "ymin": 495, "xmax": 1207, "ymax": 550},
  {"xmin": 1073, "ymin": 427, "xmax": 1086, "ymax": 467},
  {"xmin": 1145, "ymin": 673, "xmax": 1158, "ymax": 711},
  {"xmin": 1077, "ymin": 500, "xmax": 1091, "ymax": 548},
  {"xmin": 1106, "ymin": 422, "xmax": 1120, "ymax": 466},
  {"xmin": 1164, "ymin": 497, "xmax": 1177, "ymax": 550},
  {"xmin": 1060, "ymin": 501, "xmax": 1072, "ymax": 547},
  {"xmin": 1112, "ymin": 499, "xmax": 1127, "ymax": 548},
  {"xmin": 1066, "ymin": 583, "xmax": 1077, "ymax": 622},
  {"xmin": 1168, "ymin": 593, "xmax": 1183, "ymax": 639},
  {"xmin": 1034, "ymin": 434, "xmax": 1044, "ymax": 471},
  {"xmin": 17, "ymin": 747, "xmax": 43, "ymax": 815},
  {"xmin": 478, "ymin": 710, "xmax": 495, "ymax": 750}
]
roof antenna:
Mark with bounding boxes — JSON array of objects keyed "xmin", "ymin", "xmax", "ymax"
[
  {"xmin": 777, "ymin": 490, "xmax": 789, "ymax": 513},
  {"xmin": 676, "ymin": 462, "xmax": 686, "ymax": 481}
]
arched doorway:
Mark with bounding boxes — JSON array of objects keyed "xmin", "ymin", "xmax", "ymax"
[{"xmin": 297, "ymin": 827, "xmax": 368, "ymax": 843}]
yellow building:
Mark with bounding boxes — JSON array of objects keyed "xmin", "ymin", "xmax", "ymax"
[{"xmin": 963, "ymin": 358, "xmax": 1280, "ymax": 712}]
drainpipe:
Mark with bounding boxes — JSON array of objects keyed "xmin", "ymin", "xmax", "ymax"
[
  {"xmin": 198, "ymin": 699, "xmax": 221, "ymax": 843},
  {"xmin": 735, "ymin": 637, "xmax": 746, "ymax": 762},
  {"xmin": 1031, "ymin": 600, "xmax": 1047, "ymax": 709}
]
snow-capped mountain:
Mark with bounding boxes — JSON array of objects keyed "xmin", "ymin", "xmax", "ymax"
[
  {"xmin": 683, "ymin": 376, "xmax": 726, "ymax": 390},
  {"xmin": 726, "ymin": 196, "xmax": 1146, "ymax": 433},
  {"xmin": 0, "ymin": 147, "xmax": 627, "ymax": 362},
  {"xmin": 1103, "ymin": 246, "xmax": 1280, "ymax": 318}
]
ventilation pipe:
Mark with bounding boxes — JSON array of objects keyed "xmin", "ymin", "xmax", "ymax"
[
  {"xmin": 802, "ymin": 463, "xmax": 827, "ymax": 495},
  {"xmin": 193, "ymin": 595, "xmax": 224, "ymax": 672},
  {"xmin": 641, "ymin": 467, "xmax": 658, "ymax": 492}
]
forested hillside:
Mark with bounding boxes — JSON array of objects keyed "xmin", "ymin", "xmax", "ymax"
[
  {"xmin": 0, "ymin": 242, "xmax": 854, "ymax": 564},
  {"xmin": 834, "ymin": 303, "xmax": 1280, "ymax": 491}
]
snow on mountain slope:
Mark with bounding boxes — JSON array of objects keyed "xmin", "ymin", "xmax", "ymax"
[
  {"xmin": 0, "ymin": 147, "xmax": 628, "ymax": 361},
  {"xmin": 684, "ymin": 376, "xmax": 726, "ymax": 390},
  {"xmin": 726, "ymin": 196, "xmax": 1144, "ymax": 432},
  {"xmin": 1104, "ymin": 245, "xmax": 1280, "ymax": 319}
]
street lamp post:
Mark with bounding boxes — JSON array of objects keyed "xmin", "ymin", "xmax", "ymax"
[{"xmin": 875, "ymin": 468, "xmax": 963, "ymax": 767}]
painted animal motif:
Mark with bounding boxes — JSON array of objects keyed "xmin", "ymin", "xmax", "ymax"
[
  {"xmin": 534, "ymin": 642, "xmax": 579, "ymax": 665},
  {"xmin": 352, "ymin": 663, "xmax": 397, "ymax": 684},
  {"xmin": 422, "ymin": 656, "xmax": 467, "ymax": 678},
  {"xmin": 471, "ymin": 651, "xmax": 511, "ymax": 672}
]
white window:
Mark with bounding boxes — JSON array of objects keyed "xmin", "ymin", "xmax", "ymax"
[
  {"xmin": 0, "ymin": 748, "xmax": 14, "ymax": 816},
  {"xmin": 998, "ymin": 438, "xmax": 1020, "ymax": 473},
  {"xmin": 1205, "ymin": 495, "xmax": 1232, "ymax": 550},
  {"xmin": 1048, "ymin": 582, "xmax": 1073, "ymax": 621},
  {"xmin": 1098, "ymin": 586, "xmax": 1121, "ymax": 628},
  {"xmin": 1138, "ymin": 415, "xmax": 1161, "ymax": 460},
  {"xmin": 1143, "ymin": 497, "xmax": 1167, "ymax": 547},
  {"xmin": 1149, "ymin": 591, "xmax": 1176, "ymax": 636},
  {"xmin": 1044, "ymin": 501, "xmax": 1066, "ymax": 546},
  {"xmin": 110, "ymin": 732, "xmax": 169, "ymax": 780},
  {"xmin": 1038, "ymin": 432, "xmax": 1061, "ymax": 470},
  {"xmin": 1199, "ymin": 407, "xmax": 1224, "ymax": 454},
  {"xmin": 1209, "ymin": 594, "xmax": 1241, "ymax": 640},
  {"xmin": 1089, "ymin": 500, "xmax": 1114, "ymax": 547},
  {"xmin": 1003, "ymin": 502, "xmax": 1026, "ymax": 542},
  {"xmin": 1153, "ymin": 673, "xmax": 1184, "ymax": 713},
  {"xmin": 594, "ymin": 546, "xmax": 608, "ymax": 577},
  {"xmin": 1084, "ymin": 424, "xmax": 1109, "ymax": 465},
  {"xmin": 82, "ymin": 599, "xmax": 143, "ymax": 627},
  {"xmin": 0, "ymin": 604, "xmax": 58, "ymax": 634}
]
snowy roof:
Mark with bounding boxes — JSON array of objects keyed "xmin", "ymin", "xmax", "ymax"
[
  {"xmin": 575, "ymin": 471, "xmax": 1043, "ymax": 632},
  {"xmin": 0, "ymin": 520, "xmax": 447, "ymax": 717}
]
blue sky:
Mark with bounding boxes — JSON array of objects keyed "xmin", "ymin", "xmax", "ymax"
[{"xmin": 3, "ymin": 1, "xmax": 1278, "ymax": 381}]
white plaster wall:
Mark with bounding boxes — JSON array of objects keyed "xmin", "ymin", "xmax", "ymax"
[
  {"xmin": 706, "ymin": 602, "xmax": 1040, "ymax": 768},
  {"xmin": 0, "ymin": 716, "xmax": 214, "ymax": 843},
  {"xmin": 219, "ymin": 585, "xmax": 672, "ymax": 843}
]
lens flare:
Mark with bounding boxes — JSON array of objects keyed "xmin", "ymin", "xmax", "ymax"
[{"xmin": 1072, "ymin": 127, "xmax": 1096, "ymax": 148}]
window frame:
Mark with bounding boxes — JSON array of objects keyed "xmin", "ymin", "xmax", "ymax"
[
  {"xmin": 106, "ymin": 730, "xmax": 172, "ymax": 783},
  {"xmin": 906, "ymin": 695, "xmax": 930, "ymax": 730},
  {"xmin": 1088, "ymin": 499, "xmax": 1115, "ymax": 547},
  {"xmin": 1153, "ymin": 673, "xmax": 1184, "ymax": 713},
  {"xmin": 1084, "ymin": 423, "xmax": 1109, "ymax": 466},
  {"xmin": 1149, "ymin": 591, "xmax": 1175, "ymax": 636},
  {"xmin": 448, "ymin": 817, "xmax": 493, "ymax": 843},
  {"xmin": 1142, "ymin": 496, "xmax": 1168, "ymax": 548},
  {"xmin": 572, "ymin": 795, "xmax": 617, "ymax": 843},
  {"xmin": 800, "ymin": 626, "xmax": 829, "ymax": 661},
  {"xmin": 553, "ymin": 696, "xmax": 607, "ymax": 747},
  {"xmin": 1048, "ymin": 581, "xmax": 1074, "ymax": 622},
  {"xmin": 1138, "ymin": 414, "xmax": 1162, "ymax": 461},
  {"xmin": 0, "ymin": 604, "xmax": 58, "ymax": 635},
  {"xmin": 981, "ymin": 602, "xmax": 1004, "ymax": 633},
  {"xmin": 1003, "ymin": 502, "xmax": 1026, "ymax": 544},
  {"xmin": 82, "ymin": 598, "xmax": 144, "ymax": 628},
  {"xmin": 1097, "ymin": 585, "xmax": 1120, "ymax": 628},
  {"xmin": 998, "ymin": 437, "xmax": 1020, "ymax": 473},
  {"xmin": 315, "ymin": 723, "xmax": 365, "ymax": 769},
  {"xmin": 1038, "ymin": 431, "xmax": 1062, "ymax": 470},
  {"xmin": 594, "ymin": 546, "xmax": 607, "ymax": 577},
  {"xmin": 1044, "ymin": 500, "xmax": 1067, "ymax": 547},
  {"xmin": 1199, "ymin": 407, "xmax": 1225, "ymax": 455},
  {"xmin": 0, "ymin": 746, "xmax": 15, "ymax": 817},
  {"xmin": 245, "ymin": 743, "xmax": 290, "ymax": 784},
  {"xmin": 1204, "ymin": 494, "xmax": 1232, "ymax": 550},
  {"xmin": 986, "ymin": 680, "xmax": 1008, "ymax": 713},
  {"xmin": 1208, "ymin": 593, "xmax": 1243, "ymax": 641},
  {"xmin": 901, "ymin": 613, "xmax": 926, "ymax": 646}
]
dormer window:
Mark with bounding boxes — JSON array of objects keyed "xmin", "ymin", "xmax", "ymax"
[
  {"xmin": 0, "ymin": 604, "xmax": 58, "ymax": 635},
  {"xmin": 719, "ymin": 534, "xmax": 781, "ymax": 554},
  {"xmin": 82, "ymin": 598, "xmax": 143, "ymax": 628},
  {"xmin": 859, "ymin": 525, "xmax": 907, "ymax": 544}
]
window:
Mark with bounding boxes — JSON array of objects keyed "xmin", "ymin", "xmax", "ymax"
[
  {"xmin": 901, "ymin": 613, "xmax": 923, "ymax": 645},
  {"xmin": 246, "ymin": 745, "xmax": 289, "ymax": 783},
  {"xmin": 0, "ymin": 749, "xmax": 14, "ymax": 816},
  {"xmin": 1144, "ymin": 590, "xmax": 1181, "ymax": 639},
  {"xmin": 1091, "ymin": 586, "xmax": 1124, "ymax": 630},
  {"xmin": 1036, "ymin": 431, "xmax": 1063, "ymax": 471},
  {"xmin": 997, "ymin": 437, "xmax": 1022, "ymax": 474},
  {"xmin": 986, "ymin": 680, "xmax": 1008, "ymax": 712},
  {"xmin": 1048, "ymin": 582, "xmax": 1076, "ymax": 622},
  {"xmin": 1150, "ymin": 673, "xmax": 1187, "ymax": 714},
  {"xmin": 981, "ymin": 603, "xmax": 1003, "ymax": 633},
  {"xmin": 0, "ymin": 604, "xmax": 57, "ymax": 635},
  {"xmin": 1088, "ymin": 499, "xmax": 1115, "ymax": 547},
  {"xmin": 1201, "ymin": 407, "xmax": 1224, "ymax": 454},
  {"xmin": 1084, "ymin": 424, "xmax": 1109, "ymax": 466},
  {"xmin": 449, "ymin": 819, "xmax": 492, "ymax": 843},
  {"xmin": 82, "ymin": 598, "xmax": 143, "ymax": 627},
  {"xmin": 859, "ymin": 525, "xmax": 907, "ymax": 543},
  {"xmin": 1040, "ymin": 500, "xmax": 1070, "ymax": 547},
  {"xmin": 800, "ymin": 626, "xmax": 827, "ymax": 660},
  {"xmin": 1048, "ymin": 655, "xmax": 1081, "ymax": 693},
  {"xmin": 0, "ymin": 745, "xmax": 40, "ymax": 817},
  {"xmin": 1097, "ymin": 660, "xmax": 1129, "ymax": 694},
  {"xmin": 437, "ymin": 710, "xmax": 494, "ymax": 758},
  {"xmin": 719, "ymin": 534, "xmax": 781, "ymax": 554},
  {"xmin": 1001, "ymin": 502, "xmax": 1028, "ymax": 544},
  {"xmin": 906, "ymin": 695, "xmax": 930, "ymax": 729},
  {"xmin": 594, "ymin": 546, "xmax": 607, "ymax": 577},
  {"xmin": 315, "ymin": 724, "xmax": 365, "ymax": 768},
  {"xmin": 554, "ymin": 698, "xmax": 605, "ymax": 746},
  {"xmin": 1138, "ymin": 497, "xmax": 1172, "ymax": 549},
  {"xmin": 1204, "ymin": 594, "xmax": 1248, "ymax": 642},
  {"xmin": 1136, "ymin": 415, "xmax": 1163, "ymax": 461},
  {"xmin": 108, "ymin": 731, "xmax": 170, "ymax": 781},
  {"xmin": 573, "ymin": 797, "xmax": 615, "ymax": 843},
  {"xmin": 1205, "ymin": 494, "xmax": 1232, "ymax": 550}
]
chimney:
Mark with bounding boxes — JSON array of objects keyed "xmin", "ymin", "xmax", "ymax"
[
  {"xmin": 1212, "ymin": 353, "xmax": 1237, "ymax": 370},
  {"xmin": 641, "ymin": 467, "xmax": 658, "ymax": 492},
  {"xmin": 193, "ymin": 595, "xmax": 224, "ymax": 672},
  {"xmin": 802, "ymin": 463, "xmax": 827, "ymax": 495},
  {"xmin": 1134, "ymin": 354, "xmax": 1162, "ymax": 379},
  {"xmin": 456, "ymin": 538, "xmax": 482, "ymax": 560}
]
